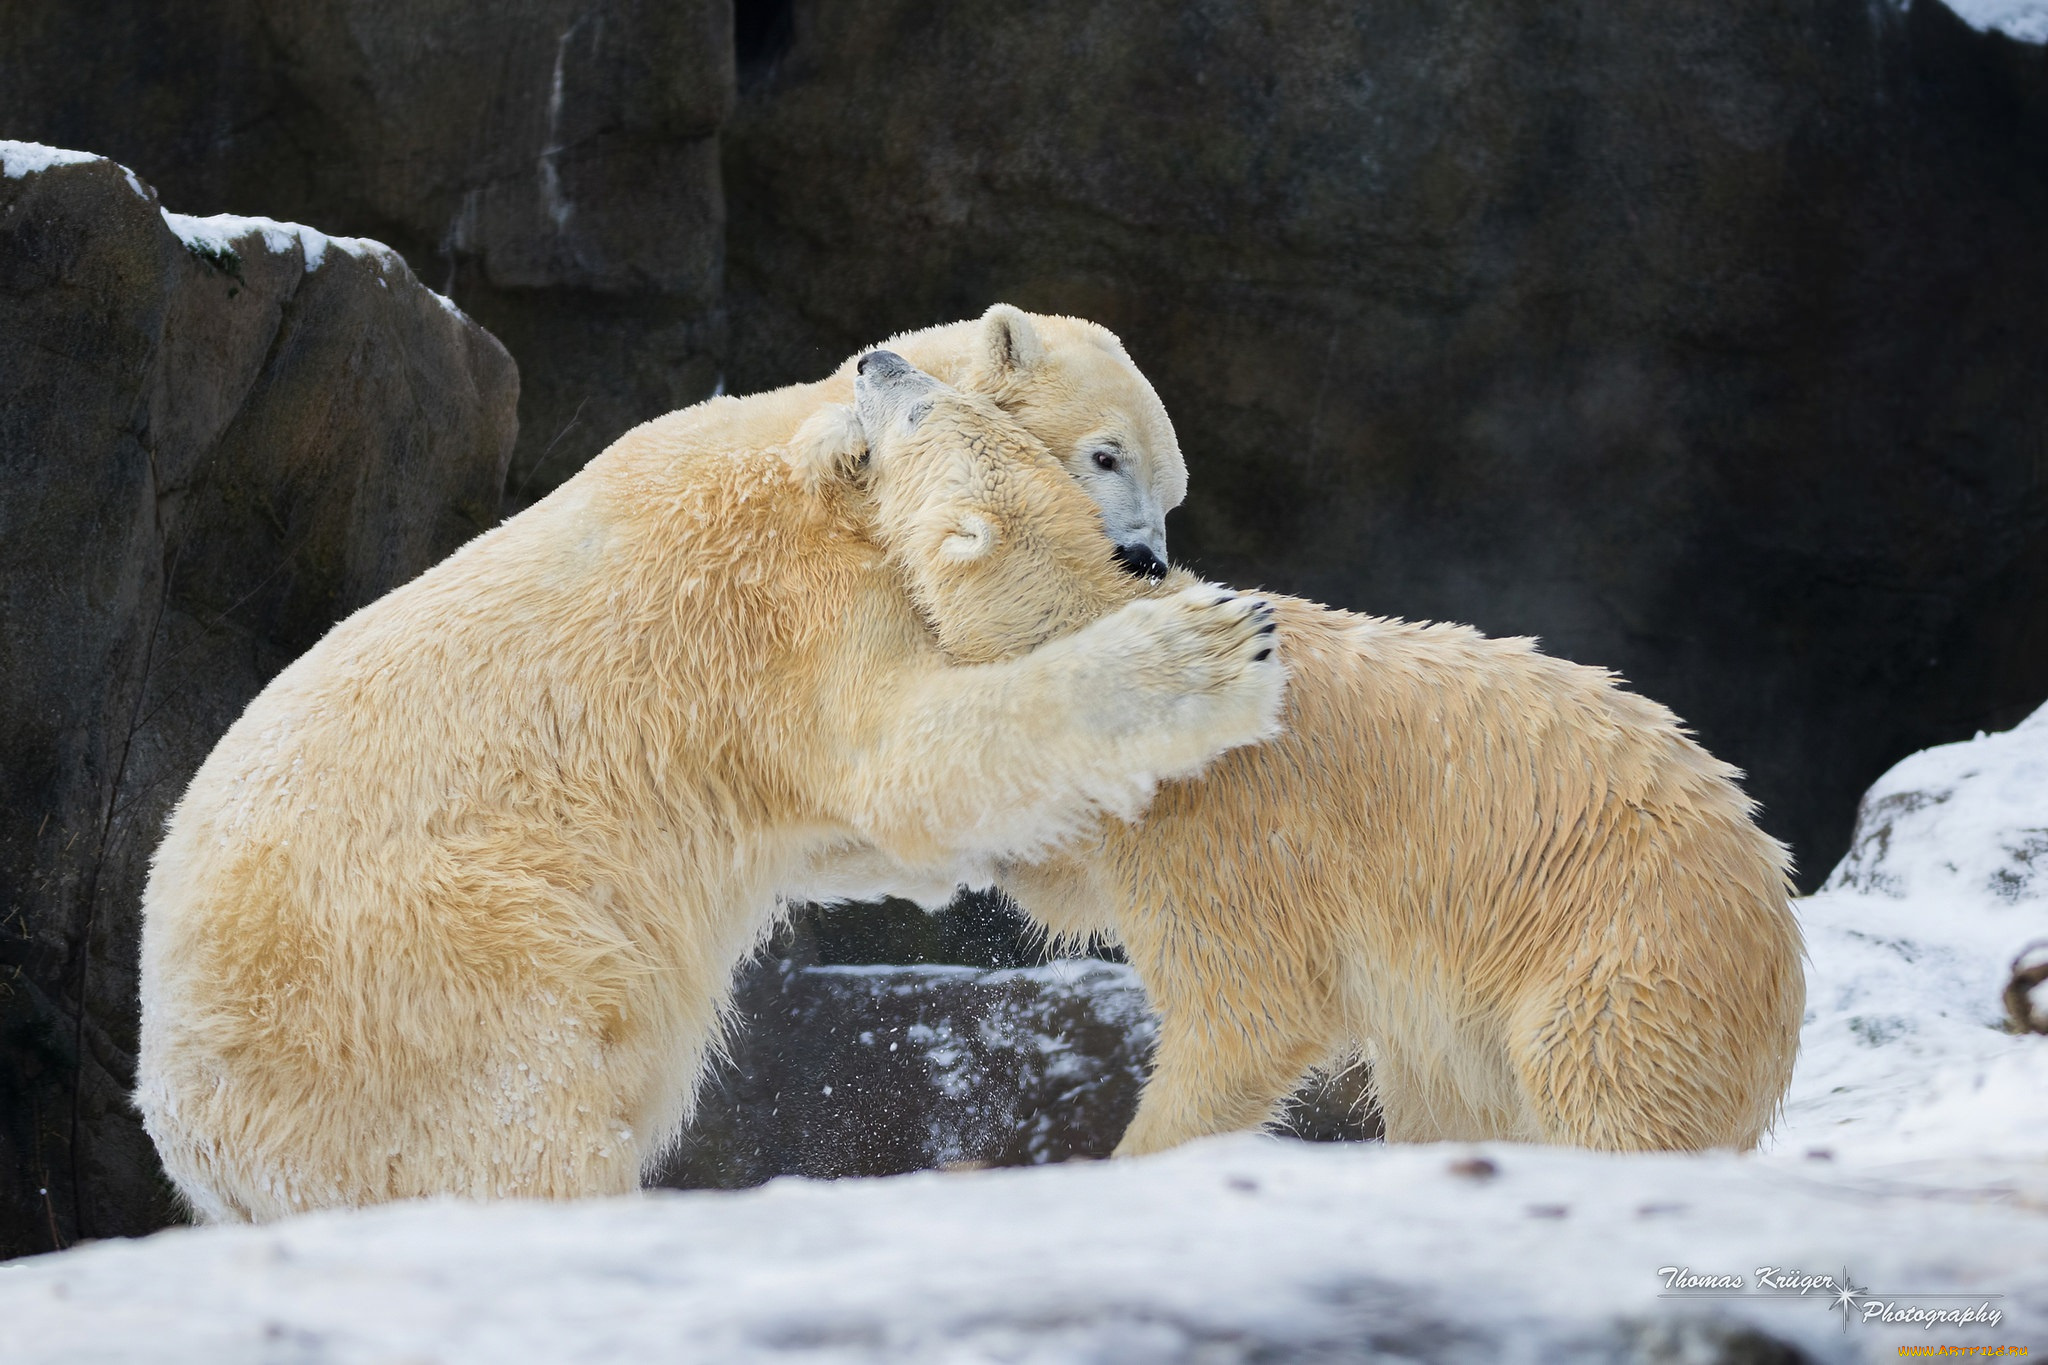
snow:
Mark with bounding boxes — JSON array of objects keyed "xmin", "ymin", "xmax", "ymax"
[
  {"xmin": 0, "ymin": 1140, "xmax": 2039, "ymax": 1362},
  {"xmin": 1, "ymin": 141, "xmax": 154, "ymax": 198},
  {"xmin": 1775, "ymin": 708, "xmax": 2048, "ymax": 1160},
  {"xmin": 1943, "ymin": 0, "xmax": 2048, "ymax": 43},
  {"xmin": 4, "ymin": 710, "xmax": 2047, "ymax": 1360},
  {"xmin": 1, "ymin": 140, "xmax": 104, "ymax": 178},
  {"xmin": 160, "ymin": 210, "xmax": 395, "ymax": 274},
  {"xmin": 1, "ymin": 138, "xmax": 471, "ymax": 317},
  {"xmin": 161, "ymin": 211, "xmax": 474, "ymax": 318}
]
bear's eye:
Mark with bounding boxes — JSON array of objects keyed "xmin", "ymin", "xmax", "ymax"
[{"xmin": 1092, "ymin": 450, "xmax": 1119, "ymax": 472}]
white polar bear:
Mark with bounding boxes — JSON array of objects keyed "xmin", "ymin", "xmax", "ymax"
[{"xmin": 135, "ymin": 340, "xmax": 1281, "ymax": 1221}]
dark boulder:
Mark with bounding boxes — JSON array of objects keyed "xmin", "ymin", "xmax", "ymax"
[
  {"xmin": 663, "ymin": 958, "xmax": 1162, "ymax": 1187},
  {"xmin": 0, "ymin": 146, "xmax": 516, "ymax": 1257},
  {"xmin": 0, "ymin": 0, "xmax": 732, "ymax": 508},
  {"xmin": 659, "ymin": 933, "xmax": 1379, "ymax": 1191},
  {"xmin": 721, "ymin": 0, "xmax": 2048, "ymax": 884}
]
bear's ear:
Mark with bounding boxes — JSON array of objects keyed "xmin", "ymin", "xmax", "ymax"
[
  {"xmin": 786, "ymin": 403, "xmax": 869, "ymax": 491},
  {"xmin": 975, "ymin": 304, "xmax": 1046, "ymax": 382},
  {"xmin": 937, "ymin": 512, "xmax": 997, "ymax": 563}
]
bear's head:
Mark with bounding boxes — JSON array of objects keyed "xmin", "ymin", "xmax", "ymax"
[
  {"xmin": 792, "ymin": 351, "xmax": 1151, "ymax": 666},
  {"xmin": 843, "ymin": 304, "xmax": 1184, "ymax": 582}
]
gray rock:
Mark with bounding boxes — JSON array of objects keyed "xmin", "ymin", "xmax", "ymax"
[
  {"xmin": 721, "ymin": 0, "xmax": 2048, "ymax": 886},
  {"xmin": 0, "ymin": 0, "xmax": 732, "ymax": 506},
  {"xmin": 2003, "ymin": 941, "xmax": 2048, "ymax": 1034},
  {"xmin": 659, "ymin": 949, "xmax": 1379, "ymax": 1190},
  {"xmin": 0, "ymin": 149, "xmax": 516, "ymax": 1257}
]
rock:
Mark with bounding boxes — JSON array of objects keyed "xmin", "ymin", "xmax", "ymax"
[
  {"xmin": 662, "ymin": 959, "xmax": 1158, "ymax": 1186},
  {"xmin": 658, "ymin": 946, "xmax": 1379, "ymax": 1190},
  {"xmin": 0, "ymin": 0, "xmax": 732, "ymax": 507},
  {"xmin": 0, "ymin": 145, "xmax": 517, "ymax": 1257},
  {"xmin": 2004, "ymin": 941, "xmax": 2048, "ymax": 1034},
  {"xmin": 722, "ymin": 0, "xmax": 2048, "ymax": 885}
]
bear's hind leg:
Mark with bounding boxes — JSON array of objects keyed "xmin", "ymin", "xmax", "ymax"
[
  {"xmin": 1369, "ymin": 1040, "xmax": 1531, "ymax": 1144},
  {"xmin": 1503, "ymin": 970, "xmax": 1753, "ymax": 1151}
]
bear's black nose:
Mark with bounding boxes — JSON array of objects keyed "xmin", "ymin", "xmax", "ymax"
[
  {"xmin": 857, "ymin": 349, "xmax": 910, "ymax": 379},
  {"xmin": 1113, "ymin": 542, "xmax": 1169, "ymax": 580}
]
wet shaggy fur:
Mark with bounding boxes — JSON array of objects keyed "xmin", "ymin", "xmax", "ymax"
[
  {"xmin": 133, "ymin": 333, "xmax": 1279, "ymax": 1221},
  {"xmin": 1004, "ymin": 595, "xmax": 1804, "ymax": 1154}
]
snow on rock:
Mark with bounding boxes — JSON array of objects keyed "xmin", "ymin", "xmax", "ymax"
[
  {"xmin": 2, "ymin": 140, "xmax": 152, "ymax": 200},
  {"xmin": 1942, "ymin": 0, "xmax": 2048, "ymax": 43},
  {"xmin": 1776, "ymin": 705, "xmax": 2048, "ymax": 1159},
  {"xmin": 666, "ymin": 960, "xmax": 1163, "ymax": 1187},
  {"xmin": 156, "ymin": 210, "xmax": 481, "ymax": 321},
  {"xmin": 159, "ymin": 210, "xmax": 398, "ymax": 275},
  {"xmin": 0, "ymin": 140, "xmax": 102, "ymax": 178},
  {"xmin": 2, "ymin": 139, "xmax": 472, "ymax": 317}
]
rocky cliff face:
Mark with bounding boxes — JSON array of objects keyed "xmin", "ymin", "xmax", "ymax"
[
  {"xmin": 722, "ymin": 0, "xmax": 2048, "ymax": 882},
  {"xmin": 0, "ymin": 146, "xmax": 516, "ymax": 1256},
  {"xmin": 7, "ymin": 0, "xmax": 2046, "ymax": 879},
  {"xmin": 0, "ymin": 0, "xmax": 731, "ymax": 507}
]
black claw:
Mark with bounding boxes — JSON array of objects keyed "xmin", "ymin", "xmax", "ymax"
[
  {"xmin": 1252, "ymin": 648, "xmax": 1272, "ymax": 662},
  {"xmin": 1260, "ymin": 622, "xmax": 1278, "ymax": 634}
]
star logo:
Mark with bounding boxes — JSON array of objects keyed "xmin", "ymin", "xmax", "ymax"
[{"xmin": 1828, "ymin": 1268, "xmax": 1868, "ymax": 1328}]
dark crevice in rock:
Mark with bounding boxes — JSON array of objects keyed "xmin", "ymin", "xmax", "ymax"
[{"xmin": 735, "ymin": 0, "xmax": 795, "ymax": 86}]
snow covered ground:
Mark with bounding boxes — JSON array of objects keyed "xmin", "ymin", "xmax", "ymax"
[
  {"xmin": 3, "ymin": 717, "xmax": 2045, "ymax": 1362},
  {"xmin": 1777, "ymin": 709, "xmax": 2048, "ymax": 1163},
  {"xmin": 0, "ymin": 1137, "xmax": 2039, "ymax": 1364}
]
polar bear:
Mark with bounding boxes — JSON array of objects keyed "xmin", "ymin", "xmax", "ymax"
[
  {"xmin": 996, "ymin": 598, "xmax": 1803, "ymax": 1153},
  {"xmin": 134, "ymin": 343, "xmax": 1281, "ymax": 1221}
]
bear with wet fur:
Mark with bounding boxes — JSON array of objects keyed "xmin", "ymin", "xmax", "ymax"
[
  {"xmin": 1000, "ymin": 602, "xmax": 1803, "ymax": 1153},
  {"xmin": 134, "ymin": 338, "xmax": 1280, "ymax": 1221}
]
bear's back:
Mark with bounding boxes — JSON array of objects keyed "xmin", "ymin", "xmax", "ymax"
[{"xmin": 1133, "ymin": 595, "xmax": 1791, "ymax": 967}]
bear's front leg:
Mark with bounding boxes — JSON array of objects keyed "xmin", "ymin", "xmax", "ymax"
[
  {"xmin": 1115, "ymin": 1022, "xmax": 1329, "ymax": 1157},
  {"xmin": 838, "ymin": 583, "xmax": 1286, "ymax": 873},
  {"xmin": 1111, "ymin": 909, "xmax": 1340, "ymax": 1157}
]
